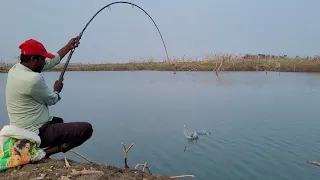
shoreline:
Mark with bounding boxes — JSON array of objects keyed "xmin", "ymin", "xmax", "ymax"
[
  {"xmin": 0, "ymin": 143, "xmax": 194, "ymax": 180},
  {"xmin": 1, "ymin": 55, "xmax": 320, "ymax": 73},
  {"xmin": 0, "ymin": 158, "xmax": 177, "ymax": 180}
]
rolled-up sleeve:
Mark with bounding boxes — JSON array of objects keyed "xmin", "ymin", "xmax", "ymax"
[
  {"xmin": 29, "ymin": 75, "xmax": 61, "ymax": 106},
  {"xmin": 42, "ymin": 52, "xmax": 61, "ymax": 71}
]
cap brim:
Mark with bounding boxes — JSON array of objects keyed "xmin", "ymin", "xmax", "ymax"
[{"xmin": 41, "ymin": 52, "xmax": 55, "ymax": 59}]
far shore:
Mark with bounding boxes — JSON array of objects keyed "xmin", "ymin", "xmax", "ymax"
[{"xmin": 1, "ymin": 54, "xmax": 320, "ymax": 73}]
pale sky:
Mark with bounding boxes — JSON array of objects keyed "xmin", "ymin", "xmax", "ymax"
[{"xmin": 0, "ymin": 0, "xmax": 319, "ymax": 63}]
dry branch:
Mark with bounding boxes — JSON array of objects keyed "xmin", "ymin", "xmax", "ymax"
[
  {"xmin": 230, "ymin": 59, "xmax": 235, "ymax": 70},
  {"xmin": 169, "ymin": 175, "xmax": 195, "ymax": 179},
  {"xmin": 64, "ymin": 157, "xmax": 71, "ymax": 168},
  {"xmin": 215, "ymin": 59, "xmax": 226, "ymax": 76},
  {"xmin": 135, "ymin": 162, "xmax": 152, "ymax": 175},
  {"xmin": 63, "ymin": 143, "xmax": 195, "ymax": 179},
  {"xmin": 306, "ymin": 161, "xmax": 320, "ymax": 166},
  {"xmin": 134, "ymin": 163, "xmax": 195, "ymax": 179},
  {"xmin": 69, "ymin": 149, "xmax": 93, "ymax": 163},
  {"xmin": 213, "ymin": 61, "xmax": 218, "ymax": 72},
  {"xmin": 121, "ymin": 142, "xmax": 134, "ymax": 169},
  {"xmin": 69, "ymin": 168, "xmax": 104, "ymax": 176}
]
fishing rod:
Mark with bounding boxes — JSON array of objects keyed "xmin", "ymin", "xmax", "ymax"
[{"xmin": 59, "ymin": 1, "xmax": 170, "ymax": 81}]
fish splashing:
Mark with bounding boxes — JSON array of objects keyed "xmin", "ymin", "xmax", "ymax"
[{"xmin": 183, "ymin": 125, "xmax": 210, "ymax": 140}]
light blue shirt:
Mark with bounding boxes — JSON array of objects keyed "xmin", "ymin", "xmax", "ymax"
[{"xmin": 5, "ymin": 53, "xmax": 61, "ymax": 134}]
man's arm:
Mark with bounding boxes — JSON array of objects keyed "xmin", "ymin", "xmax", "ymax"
[
  {"xmin": 42, "ymin": 36, "xmax": 80, "ymax": 71},
  {"xmin": 42, "ymin": 52, "xmax": 61, "ymax": 71},
  {"xmin": 29, "ymin": 75, "xmax": 61, "ymax": 106},
  {"xmin": 57, "ymin": 36, "xmax": 80, "ymax": 61},
  {"xmin": 57, "ymin": 43, "xmax": 73, "ymax": 61}
]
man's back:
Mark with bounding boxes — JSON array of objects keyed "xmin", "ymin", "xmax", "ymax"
[
  {"xmin": 6, "ymin": 53, "xmax": 61, "ymax": 134},
  {"xmin": 5, "ymin": 36, "xmax": 93, "ymax": 159}
]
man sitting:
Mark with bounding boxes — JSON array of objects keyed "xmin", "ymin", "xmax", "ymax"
[{"xmin": 5, "ymin": 37, "xmax": 93, "ymax": 159}]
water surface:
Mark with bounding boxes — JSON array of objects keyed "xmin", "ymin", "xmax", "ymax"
[{"xmin": 1, "ymin": 71, "xmax": 320, "ymax": 180}]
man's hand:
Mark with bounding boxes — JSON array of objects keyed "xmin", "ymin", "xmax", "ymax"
[
  {"xmin": 66, "ymin": 36, "xmax": 81, "ymax": 50},
  {"xmin": 54, "ymin": 80, "xmax": 63, "ymax": 93},
  {"xmin": 57, "ymin": 36, "xmax": 81, "ymax": 61}
]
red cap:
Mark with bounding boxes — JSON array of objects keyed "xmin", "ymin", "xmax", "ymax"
[{"xmin": 19, "ymin": 39, "xmax": 55, "ymax": 59}]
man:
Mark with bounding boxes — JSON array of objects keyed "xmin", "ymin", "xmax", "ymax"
[{"xmin": 5, "ymin": 37, "xmax": 93, "ymax": 159}]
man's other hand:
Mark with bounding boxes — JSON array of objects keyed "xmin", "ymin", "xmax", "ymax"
[{"xmin": 54, "ymin": 80, "xmax": 64, "ymax": 93}]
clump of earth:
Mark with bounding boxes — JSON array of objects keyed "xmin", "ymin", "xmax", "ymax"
[{"xmin": 0, "ymin": 158, "xmax": 175, "ymax": 180}]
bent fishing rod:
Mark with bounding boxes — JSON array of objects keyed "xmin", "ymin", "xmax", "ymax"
[{"xmin": 59, "ymin": 1, "xmax": 170, "ymax": 81}]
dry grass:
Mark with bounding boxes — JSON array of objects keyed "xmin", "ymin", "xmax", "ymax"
[{"xmin": 1, "ymin": 53, "xmax": 320, "ymax": 73}]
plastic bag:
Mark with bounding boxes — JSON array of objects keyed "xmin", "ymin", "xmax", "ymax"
[{"xmin": 0, "ymin": 137, "xmax": 46, "ymax": 172}]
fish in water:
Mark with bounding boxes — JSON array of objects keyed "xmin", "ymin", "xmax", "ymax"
[{"xmin": 183, "ymin": 125, "xmax": 211, "ymax": 140}]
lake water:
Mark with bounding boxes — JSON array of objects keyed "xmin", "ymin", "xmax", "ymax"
[{"xmin": 1, "ymin": 71, "xmax": 320, "ymax": 180}]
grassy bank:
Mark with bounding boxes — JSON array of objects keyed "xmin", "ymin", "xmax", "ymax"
[{"xmin": 1, "ymin": 54, "xmax": 320, "ymax": 73}]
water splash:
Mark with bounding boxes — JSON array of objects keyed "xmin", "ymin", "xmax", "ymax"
[{"xmin": 184, "ymin": 125, "xmax": 210, "ymax": 140}]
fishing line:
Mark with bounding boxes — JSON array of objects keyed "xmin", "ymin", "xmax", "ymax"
[{"xmin": 59, "ymin": 1, "xmax": 170, "ymax": 81}]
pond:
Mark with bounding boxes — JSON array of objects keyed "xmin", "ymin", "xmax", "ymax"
[{"xmin": 1, "ymin": 71, "xmax": 320, "ymax": 180}]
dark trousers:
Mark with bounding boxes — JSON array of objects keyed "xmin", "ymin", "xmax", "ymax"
[{"xmin": 38, "ymin": 117, "xmax": 93, "ymax": 154}]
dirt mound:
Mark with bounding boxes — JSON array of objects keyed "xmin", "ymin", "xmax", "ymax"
[{"xmin": 0, "ymin": 158, "xmax": 174, "ymax": 180}]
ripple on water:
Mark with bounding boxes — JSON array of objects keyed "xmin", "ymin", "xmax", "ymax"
[
  {"xmin": 194, "ymin": 137, "xmax": 214, "ymax": 153},
  {"xmin": 149, "ymin": 145, "xmax": 176, "ymax": 173},
  {"xmin": 243, "ymin": 135, "xmax": 273, "ymax": 161},
  {"xmin": 239, "ymin": 159, "xmax": 262, "ymax": 178},
  {"xmin": 232, "ymin": 161, "xmax": 263, "ymax": 180},
  {"xmin": 203, "ymin": 137, "xmax": 225, "ymax": 154}
]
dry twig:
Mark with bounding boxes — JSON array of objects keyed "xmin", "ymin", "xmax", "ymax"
[
  {"xmin": 213, "ymin": 61, "xmax": 218, "ymax": 72},
  {"xmin": 64, "ymin": 157, "xmax": 71, "ymax": 168},
  {"xmin": 215, "ymin": 59, "xmax": 226, "ymax": 76},
  {"xmin": 135, "ymin": 162, "xmax": 152, "ymax": 175},
  {"xmin": 169, "ymin": 175, "xmax": 195, "ymax": 179},
  {"xmin": 121, "ymin": 142, "xmax": 134, "ymax": 169},
  {"xmin": 65, "ymin": 144, "xmax": 195, "ymax": 179},
  {"xmin": 69, "ymin": 149, "xmax": 93, "ymax": 163},
  {"xmin": 306, "ymin": 161, "xmax": 320, "ymax": 166},
  {"xmin": 30, "ymin": 174, "xmax": 46, "ymax": 180},
  {"xmin": 69, "ymin": 168, "xmax": 104, "ymax": 176}
]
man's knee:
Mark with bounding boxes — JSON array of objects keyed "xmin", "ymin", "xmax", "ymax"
[
  {"xmin": 81, "ymin": 122, "xmax": 93, "ymax": 140},
  {"xmin": 58, "ymin": 122, "xmax": 93, "ymax": 153}
]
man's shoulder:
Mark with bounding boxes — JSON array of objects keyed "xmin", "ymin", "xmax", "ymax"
[{"xmin": 7, "ymin": 63, "xmax": 43, "ymax": 85}]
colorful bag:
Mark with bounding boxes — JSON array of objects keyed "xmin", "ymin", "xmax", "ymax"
[{"xmin": 0, "ymin": 126, "xmax": 46, "ymax": 172}]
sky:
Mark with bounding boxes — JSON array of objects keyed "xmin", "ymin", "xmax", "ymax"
[{"xmin": 0, "ymin": 0, "xmax": 319, "ymax": 63}]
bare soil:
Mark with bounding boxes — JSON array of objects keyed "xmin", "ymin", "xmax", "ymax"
[{"xmin": 0, "ymin": 158, "xmax": 174, "ymax": 180}]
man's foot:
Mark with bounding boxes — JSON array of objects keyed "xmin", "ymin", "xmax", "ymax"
[
  {"xmin": 44, "ymin": 155, "xmax": 51, "ymax": 160},
  {"xmin": 44, "ymin": 146, "xmax": 60, "ymax": 158}
]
